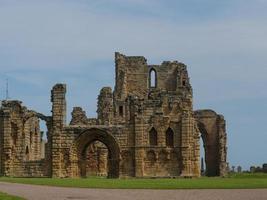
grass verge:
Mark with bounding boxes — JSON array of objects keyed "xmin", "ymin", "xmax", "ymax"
[
  {"xmin": 0, "ymin": 173, "xmax": 267, "ymax": 189},
  {"xmin": 0, "ymin": 192, "xmax": 25, "ymax": 200}
]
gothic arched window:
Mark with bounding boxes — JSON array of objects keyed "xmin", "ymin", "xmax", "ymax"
[
  {"xmin": 166, "ymin": 127, "xmax": 174, "ymax": 147},
  {"xmin": 149, "ymin": 127, "xmax": 158, "ymax": 146},
  {"xmin": 149, "ymin": 69, "xmax": 157, "ymax": 88}
]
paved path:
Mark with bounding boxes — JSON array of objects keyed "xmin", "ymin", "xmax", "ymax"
[{"xmin": 0, "ymin": 182, "xmax": 267, "ymax": 200}]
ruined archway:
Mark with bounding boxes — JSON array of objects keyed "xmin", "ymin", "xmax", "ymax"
[
  {"xmin": 197, "ymin": 121, "xmax": 219, "ymax": 176},
  {"xmin": 23, "ymin": 112, "xmax": 51, "ymax": 161},
  {"xmin": 23, "ymin": 112, "xmax": 52, "ymax": 177},
  {"xmin": 194, "ymin": 110, "xmax": 227, "ymax": 177},
  {"xmin": 75, "ymin": 128, "xmax": 120, "ymax": 178}
]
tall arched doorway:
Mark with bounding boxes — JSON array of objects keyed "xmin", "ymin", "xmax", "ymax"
[
  {"xmin": 197, "ymin": 121, "xmax": 219, "ymax": 176},
  {"xmin": 75, "ymin": 128, "xmax": 120, "ymax": 178}
]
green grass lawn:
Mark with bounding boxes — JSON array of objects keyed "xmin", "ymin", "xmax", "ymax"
[
  {"xmin": 0, "ymin": 192, "xmax": 25, "ymax": 200},
  {"xmin": 0, "ymin": 173, "xmax": 267, "ymax": 189}
]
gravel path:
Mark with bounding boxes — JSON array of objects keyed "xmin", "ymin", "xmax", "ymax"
[{"xmin": 0, "ymin": 182, "xmax": 267, "ymax": 200}]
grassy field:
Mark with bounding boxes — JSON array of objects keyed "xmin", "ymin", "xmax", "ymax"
[
  {"xmin": 0, "ymin": 173, "xmax": 267, "ymax": 189},
  {"xmin": 0, "ymin": 192, "xmax": 25, "ymax": 200}
]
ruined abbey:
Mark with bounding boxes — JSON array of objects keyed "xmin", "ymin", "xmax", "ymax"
[{"xmin": 0, "ymin": 53, "xmax": 228, "ymax": 178}]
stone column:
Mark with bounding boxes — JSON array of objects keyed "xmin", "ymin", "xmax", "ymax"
[
  {"xmin": 97, "ymin": 87, "xmax": 113, "ymax": 125},
  {"xmin": 134, "ymin": 115, "xmax": 145, "ymax": 177},
  {"xmin": 131, "ymin": 97, "xmax": 146, "ymax": 177},
  {"xmin": 45, "ymin": 118, "xmax": 52, "ymax": 177},
  {"xmin": 180, "ymin": 110, "xmax": 194, "ymax": 177},
  {"xmin": 217, "ymin": 115, "xmax": 228, "ymax": 177},
  {"xmin": 0, "ymin": 111, "xmax": 3, "ymax": 175},
  {"xmin": 51, "ymin": 84, "xmax": 66, "ymax": 178},
  {"xmin": 114, "ymin": 52, "xmax": 128, "ymax": 100},
  {"xmin": 192, "ymin": 123, "xmax": 201, "ymax": 177},
  {"xmin": 0, "ymin": 109, "xmax": 12, "ymax": 176}
]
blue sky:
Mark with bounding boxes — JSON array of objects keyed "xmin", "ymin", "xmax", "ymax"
[{"xmin": 0, "ymin": 0, "xmax": 267, "ymax": 170}]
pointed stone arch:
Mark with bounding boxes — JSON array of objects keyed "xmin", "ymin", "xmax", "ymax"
[
  {"xmin": 74, "ymin": 128, "xmax": 120, "ymax": 178},
  {"xmin": 166, "ymin": 127, "xmax": 174, "ymax": 147},
  {"xmin": 146, "ymin": 150, "xmax": 156, "ymax": 162},
  {"xmin": 149, "ymin": 127, "xmax": 158, "ymax": 146},
  {"xmin": 149, "ymin": 68, "xmax": 157, "ymax": 88},
  {"xmin": 194, "ymin": 109, "xmax": 227, "ymax": 177}
]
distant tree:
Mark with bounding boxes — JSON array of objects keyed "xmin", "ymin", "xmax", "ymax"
[
  {"xmin": 250, "ymin": 166, "xmax": 256, "ymax": 173},
  {"xmin": 255, "ymin": 166, "xmax": 262, "ymax": 173},
  {"xmin": 237, "ymin": 166, "xmax": 242, "ymax": 173},
  {"xmin": 262, "ymin": 164, "xmax": 267, "ymax": 173},
  {"xmin": 231, "ymin": 166, "xmax": 235, "ymax": 173}
]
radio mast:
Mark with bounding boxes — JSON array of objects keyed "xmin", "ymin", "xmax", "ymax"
[{"xmin": 6, "ymin": 78, "xmax": 9, "ymax": 100}]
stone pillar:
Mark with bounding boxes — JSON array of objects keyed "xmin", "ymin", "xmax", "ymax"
[
  {"xmin": 0, "ymin": 109, "xmax": 12, "ymax": 176},
  {"xmin": 134, "ymin": 116, "xmax": 145, "ymax": 177},
  {"xmin": 97, "ymin": 87, "xmax": 113, "ymax": 125},
  {"xmin": 217, "ymin": 115, "xmax": 228, "ymax": 177},
  {"xmin": 114, "ymin": 52, "xmax": 128, "ymax": 100},
  {"xmin": 0, "ymin": 111, "xmax": 3, "ymax": 175},
  {"xmin": 51, "ymin": 84, "xmax": 66, "ymax": 178},
  {"xmin": 180, "ymin": 110, "xmax": 194, "ymax": 177},
  {"xmin": 131, "ymin": 96, "xmax": 146, "ymax": 177},
  {"xmin": 45, "ymin": 118, "xmax": 52, "ymax": 177},
  {"xmin": 192, "ymin": 124, "xmax": 201, "ymax": 177}
]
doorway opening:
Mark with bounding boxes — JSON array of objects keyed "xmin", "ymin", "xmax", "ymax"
[
  {"xmin": 83, "ymin": 141, "xmax": 108, "ymax": 177},
  {"xmin": 200, "ymin": 136, "xmax": 206, "ymax": 176},
  {"xmin": 76, "ymin": 128, "xmax": 120, "ymax": 178},
  {"xmin": 39, "ymin": 120, "xmax": 48, "ymax": 160}
]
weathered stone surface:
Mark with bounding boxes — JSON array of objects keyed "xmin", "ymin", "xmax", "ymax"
[
  {"xmin": 0, "ymin": 52, "xmax": 228, "ymax": 178},
  {"xmin": 0, "ymin": 100, "xmax": 48, "ymax": 177}
]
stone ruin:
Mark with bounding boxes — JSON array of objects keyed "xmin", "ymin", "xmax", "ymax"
[{"xmin": 0, "ymin": 52, "xmax": 228, "ymax": 178}]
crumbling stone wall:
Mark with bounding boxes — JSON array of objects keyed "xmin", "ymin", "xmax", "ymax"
[
  {"xmin": 0, "ymin": 101, "xmax": 47, "ymax": 177},
  {"xmin": 0, "ymin": 52, "xmax": 228, "ymax": 178},
  {"xmin": 97, "ymin": 87, "xmax": 113, "ymax": 125}
]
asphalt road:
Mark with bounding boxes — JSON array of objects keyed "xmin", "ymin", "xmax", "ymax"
[{"xmin": 0, "ymin": 182, "xmax": 267, "ymax": 200}]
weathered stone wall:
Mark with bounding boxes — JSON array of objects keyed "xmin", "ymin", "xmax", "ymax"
[
  {"xmin": 97, "ymin": 87, "xmax": 113, "ymax": 125},
  {"xmin": 9, "ymin": 160, "xmax": 46, "ymax": 177},
  {"xmin": 0, "ymin": 52, "xmax": 228, "ymax": 178},
  {"xmin": 85, "ymin": 141, "xmax": 108, "ymax": 176},
  {"xmin": 0, "ymin": 101, "xmax": 47, "ymax": 177},
  {"xmin": 114, "ymin": 52, "xmax": 148, "ymax": 100}
]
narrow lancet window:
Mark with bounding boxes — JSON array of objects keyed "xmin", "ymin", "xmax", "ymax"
[
  {"xmin": 149, "ymin": 69, "xmax": 157, "ymax": 88},
  {"xmin": 149, "ymin": 127, "xmax": 158, "ymax": 146},
  {"xmin": 166, "ymin": 128, "xmax": 174, "ymax": 147}
]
